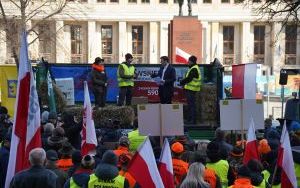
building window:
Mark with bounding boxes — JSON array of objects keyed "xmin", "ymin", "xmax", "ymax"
[
  {"xmin": 234, "ymin": 0, "xmax": 243, "ymax": 3},
  {"xmin": 6, "ymin": 21, "xmax": 19, "ymax": 63},
  {"xmin": 129, "ymin": 0, "xmax": 137, "ymax": 3},
  {"xmin": 254, "ymin": 25, "xmax": 265, "ymax": 64},
  {"xmin": 252, "ymin": 0, "xmax": 261, "ymax": 2},
  {"xmin": 203, "ymin": 0, "xmax": 211, "ymax": 3},
  {"xmin": 285, "ymin": 25, "xmax": 297, "ymax": 65},
  {"xmin": 142, "ymin": 0, "xmax": 149, "ymax": 3},
  {"xmin": 221, "ymin": 0, "xmax": 230, "ymax": 3},
  {"xmin": 132, "ymin": 25, "xmax": 143, "ymax": 63},
  {"xmin": 39, "ymin": 24, "xmax": 52, "ymax": 61},
  {"xmin": 71, "ymin": 25, "xmax": 83, "ymax": 63},
  {"xmin": 160, "ymin": 0, "xmax": 167, "ymax": 3},
  {"xmin": 223, "ymin": 26, "xmax": 234, "ymax": 65},
  {"xmin": 101, "ymin": 25, "xmax": 113, "ymax": 63},
  {"xmin": 110, "ymin": 0, "xmax": 118, "ymax": 3},
  {"xmin": 98, "ymin": 0, "xmax": 105, "ymax": 2}
]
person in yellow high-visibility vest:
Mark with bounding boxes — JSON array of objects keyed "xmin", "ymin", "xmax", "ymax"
[
  {"xmin": 179, "ymin": 55, "xmax": 201, "ymax": 124},
  {"xmin": 117, "ymin": 53, "xmax": 136, "ymax": 106}
]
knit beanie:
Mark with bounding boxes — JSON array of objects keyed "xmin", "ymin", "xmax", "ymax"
[
  {"xmin": 102, "ymin": 150, "xmax": 118, "ymax": 166},
  {"xmin": 81, "ymin": 155, "xmax": 95, "ymax": 169},
  {"xmin": 171, "ymin": 142, "xmax": 184, "ymax": 154},
  {"xmin": 72, "ymin": 150, "xmax": 82, "ymax": 164},
  {"xmin": 258, "ymin": 139, "xmax": 271, "ymax": 154}
]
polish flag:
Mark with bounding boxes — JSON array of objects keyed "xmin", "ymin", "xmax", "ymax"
[
  {"xmin": 175, "ymin": 47, "xmax": 190, "ymax": 64},
  {"xmin": 81, "ymin": 81, "xmax": 98, "ymax": 156},
  {"xmin": 277, "ymin": 123, "xmax": 297, "ymax": 188},
  {"xmin": 158, "ymin": 139, "xmax": 175, "ymax": 188},
  {"xmin": 127, "ymin": 137, "xmax": 165, "ymax": 188},
  {"xmin": 243, "ymin": 118, "xmax": 260, "ymax": 165},
  {"xmin": 232, "ymin": 63, "xmax": 257, "ymax": 99},
  {"xmin": 5, "ymin": 31, "xmax": 42, "ymax": 188}
]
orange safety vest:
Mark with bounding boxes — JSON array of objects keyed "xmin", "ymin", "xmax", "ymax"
[
  {"xmin": 172, "ymin": 158, "xmax": 189, "ymax": 186},
  {"xmin": 92, "ymin": 64, "xmax": 105, "ymax": 72},
  {"xmin": 229, "ymin": 178, "xmax": 255, "ymax": 188},
  {"xmin": 119, "ymin": 170, "xmax": 136, "ymax": 188},
  {"xmin": 114, "ymin": 146, "xmax": 130, "ymax": 157},
  {"xmin": 204, "ymin": 168, "xmax": 217, "ymax": 188},
  {"xmin": 57, "ymin": 158, "xmax": 73, "ymax": 172}
]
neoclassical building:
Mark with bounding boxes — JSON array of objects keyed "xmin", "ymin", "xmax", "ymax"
[{"xmin": 0, "ymin": 0, "xmax": 299, "ymax": 75}]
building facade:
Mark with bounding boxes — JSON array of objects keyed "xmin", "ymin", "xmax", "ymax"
[{"xmin": 0, "ymin": 0, "xmax": 299, "ymax": 75}]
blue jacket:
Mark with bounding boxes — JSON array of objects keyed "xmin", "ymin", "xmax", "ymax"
[{"xmin": 64, "ymin": 168, "xmax": 93, "ymax": 188}]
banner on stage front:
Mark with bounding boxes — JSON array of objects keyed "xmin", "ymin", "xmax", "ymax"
[
  {"xmin": 0, "ymin": 65, "xmax": 18, "ymax": 116},
  {"xmin": 137, "ymin": 104, "xmax": 184, "ymax": 136},
  {"xmin": 55, "ymin": 78, "xmax": 75, "ymax": 105},
  {"xmin": 220, "ymin": 99, "xmax": 264, "ymax": 130}
]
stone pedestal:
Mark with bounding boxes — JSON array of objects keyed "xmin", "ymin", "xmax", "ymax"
[{"xmin": 169, "ymin": 16, "xmax": 202, "ymax": 63}]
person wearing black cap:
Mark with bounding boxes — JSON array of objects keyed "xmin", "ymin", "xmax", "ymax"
[
  {"xmin": 0, "ymin": 134, "xmax": 10, "ymax": 188},
  {"xmin": 228, "ymin": 165, "xmax": 255, "ymax": 188},
  {"xmin": 117, "ymin": 53, "xmax": 136, "ymax": 106},
  {"xmin": 87, "ymin": 150, "xmax": 130, "ymax": 188},
  {"xmin": 179, "ymin": 55, "xmax": 201, "ymax": 124},
  {"xmin": 151, "ymin": 56, "xmax": 176, "ymax": 104},
  {"xmin": 91, "ymin": 57, "xmax": 107, "ymax": 108},
  {"xmin": 67, "ymin": 150, "xmax": 82, "ymax": 177},
  {"xmin": 46, "ymin": 150, "xmax": 68, "ymax": 188}
]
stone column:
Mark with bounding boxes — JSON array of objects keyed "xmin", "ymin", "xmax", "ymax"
[
  {"xmin": 0, "ymin": 25, "xmax": 7, "ymax": 64},
  {"xmin": 211, "ymin": 22, "xmax": 220, "ymax": 59},
  {"xmin": 88, "ymin": 21, "xmax": 101, "ymax": 63},
  {"xmin": 241, "ymin": 22, "xmax": 251, "ymax": 64},
  {"xmin": 159, "ymin": 21, "xmax": 169, "ymax": 58},
  {"xmin": 272, "ymin": 22, "xmax": 285, "ymax": 75},
  {"xmin": 118, "ymin": 21, "xmax": 127, "ymax": 63},
  {"xmin": 264, "ymin": 24, "xmax": 272, "ymax": 67},
  {"xmin": 202, "ymin": 21, "xmax": 210, "ymax": 64},
  {"xmin": 297, "ymin": 27, "xmax": 300, "ymax": 65},
  {"xmin": 27, "ymin": 20, "xmax": 39, "ymax": 60},
  {"xmin": 55, "ymin": 21, "xmax": 66, "ymax": 63},
  {"xmin": 149, "ymin": 22, "xmax": 158, "ymax": 64}
]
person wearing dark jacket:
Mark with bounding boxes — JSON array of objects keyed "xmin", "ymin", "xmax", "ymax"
[
  {"xmin": 46, "ymin": 150, "xmax": 68, "ymax": 188},
  {"xmin": 180, "ymin": 55, "xmax": 201, "ymax": 124},
  {"xmin": 61, "ymin": 113, "xmax": 82, "ymax": 149},
  {"xmin": 0, "ymin": 134, "xmax": 10, "ymax": 188},
  {"xmin": 151, "ymin": 56, "xmax": 176, "ymax": 104},
  {"xmin": 87, "ymin": 150, "xmax": 130, "ymax": 188},
  {"xmin": 64, "ymin": 154, "xmax": 95, "ymax": 188},
  {"xmin": 67, "ymin": 150, "xmax": 82, "ymax": 177},
  {"xmin": 91, "ymin": 57, "xmax": 107, "ymax": 108},
  {"xmin": 117, "ymin": 53, "xmax": 136, "ymax": 106},
  {"xmin": 10, "ymin": 148, "xmax": 58, "ymax": 188}
]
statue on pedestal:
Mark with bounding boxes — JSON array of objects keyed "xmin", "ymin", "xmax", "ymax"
[{"xmin": 178, "ymin": 0, "xmax": 192, "ymax": 16}]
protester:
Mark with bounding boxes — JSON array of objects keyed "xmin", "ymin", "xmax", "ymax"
[
  {"xmin": 10, "ymin": 148, "xmax": 58, "ymax": 188},
  {"xmin": 228, "ymin": 146, "xmax": 243, "ymax": 179},
  {"xmin": 179, "ymin": 55, "xmax": 201, "ymax": 124},
  {"xmin": 180, "ymin": 162, "xmax": 210, "ymax": 188},
  {"xmin": 228, "ymin": 165, "xmax": 255, "ymax": 188},
  {"xmin": 61, "ymin": 112, "xmax": 82, "ymax": 150},
  {"xmin": 64, "ymin": 154, "xmax": 95, "ymax": 188},
  {"xmin": 48, "ymin": 111, "xmax": 58, "ymax": 126},
  {"xmin": 46, "ymin": 127, "xmax": 68, "ymax": 152},
  {"xmin": 118, "ymin": 153, "xmax": 140, "ymax": 188},
  {"xmin": 213, "ymin": 128, "xmax": 233, "ymax": 159},
  {"xmin": 46, "ymin": 150, "xmax": 68, "ymax": 188},
  {"xmin": 171, "ymin": 142, "xmax": 189, "ymax": 186},
  {"xmin": 246, "ymin": 159, "xmax": 265, "ymax": 187},
  {"xmin": 114, "ymin": 136, "xmax": 131, "ymax": 159},
  {"xmin": 0, "ymin": 134, "xmax": 10, "ymax": 188},
  {"xmin": 57, "ymin": 142, "xmax": 74, "ymax": 172},
  {"xmin": 42, "ymin": 122, "xmax": 55, "ymax": 149},
  {"xmin": 87, "ymin": 150, "xmax": 130, "ymax": 188},
  {"xmin": 117, "ymin": 53, "xmax": 136, "ymax": 106},
  {"xmin": 91, "ymin": 57, "xmax": 107, "ymax": 108},
  {"xmin": 128, "ymin": 119, "xmax": 146, "ymax": 152},
  {"xmin": 67, "ymin": 150, "xmax": 82, "ymax": 177},
  {"xmin": 151, "ymin": 56, "xmax": 176, "ymax": 104}
]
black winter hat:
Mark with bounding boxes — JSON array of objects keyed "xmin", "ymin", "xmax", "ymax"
[
  {"xmin": 46, "ymin": 150, "xmax": 59, "ymax": 161},
  {"xmin": 72, "ymin": 150, "xmax": 82, "ymax": 164},
  {"xmin": 102, "ymin": 150, "xmax": 118, "ymax": 166},
  {"xmin": 238, "ymin": 165, "xmax": 251, "ymax": 178},
  {"xmin": 188, "ymin": 55, "xmax": 197, "ymax": 64},
  {"xmin": 125, "ymin": 53, "xmax": 133, "ymax": 60}
]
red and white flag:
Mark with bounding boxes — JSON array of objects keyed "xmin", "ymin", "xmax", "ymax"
[
  {"xmin": 277, "ymin": 123, "xmax": 297, "ymax": 188},
  {"xmin": 175, "ymin": 47, "xmax": 190, "ymax": 64},
  {"xmin": 5, "ymin": 31, "xmax": 41, "ymax": 188},
  {"xmin": 127, "ymin": 137, "xmax": 165, "ymax": 188},
  {"xmin": 81, "ymin": 81, "xmax": 97, "ymax": 156},
  {"xmin": 243, "ymin": 118, "xmax": 260, "ymax": 165},
  {"xmin": 232, "ymin": 63, "xmax": 257, "ymax": 99},
  {"xmin": 158, "ymin": 139, "xmax": 175, "ymax": 188}
]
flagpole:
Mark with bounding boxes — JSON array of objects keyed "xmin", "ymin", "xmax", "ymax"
[
  {"xmin": 159, "ymin": 104, "xmax": 163, "ymax": 148},
  {"xmin": 241, "ymin": 100, "xmax": 245, "ymax": 149}
]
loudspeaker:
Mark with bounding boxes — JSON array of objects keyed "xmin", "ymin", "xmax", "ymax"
[{"xmin": 279, "ymin": 70, "xmax": 288, "ymax": 85}]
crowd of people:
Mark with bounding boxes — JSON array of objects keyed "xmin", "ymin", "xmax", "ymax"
[{"xmin": 1, "ymin": 103, "xmax": 300, "ymax": 187}]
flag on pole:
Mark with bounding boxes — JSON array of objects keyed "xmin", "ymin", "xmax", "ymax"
[
  {"xmin": 127, "ymin": 137, "xmax": 165, "ymax": 188},
  {"xmin": 158, "ymin": 139, "xmax": 175, "ymax": 188},
  {"xmin": 243, "ymin": 118, "xmax": 260, "ymax": 165},
  {"xmin": 175, "ymin": 47, "xmax": 190, "ymax": 64},
  {"xmin": 232, "ymin": 63, "xmax": 257, "ymax": 99},
  {"xmin": 5, "ymin": 31, "xmax": 42, "ymax": 188},
  {"xmin": 81, "ymin": 81, "xmax": 97, "ymax": 156},
  {"xmin": 277, "ymin": 123, "xmax": 297, "ymax": 188},
  {"xmin": 47, "ymin": 70, "xmax": 56, "ymax": 114}
]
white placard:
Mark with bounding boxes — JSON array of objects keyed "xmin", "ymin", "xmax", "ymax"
[
  {"xmin": 220, "ymin": 99, "xmax": 264, "ymax": 131},
  {"xmin": 138, "ymin": 104, "xmax": 184, "ymax": 136},
  {"xmin": 55, "ymin": 78, "xmax": 75, "ymax": 105}
]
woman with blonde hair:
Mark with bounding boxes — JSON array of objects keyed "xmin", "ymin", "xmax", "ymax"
[{"xmin": 180, "ymin": 162, "xmax": 210, "ymax": 188}]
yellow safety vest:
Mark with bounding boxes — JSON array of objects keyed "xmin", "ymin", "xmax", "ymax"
[
  {"xmin": 206, "ymin": 160, "xmax": 229, "ymax": 188},
  {"xmin": 88, "ymin": 174, "xmax": 125, "ymax": 188},
  {"xmin": 262, "ymin": 170, "xmax": 270, "ymax": 185},
  {"xmin": 70, "ymin": 177, "xmax": 80, "ymax": 188},
  {"xmin": 184, "ymin": 64, "xmax": 201, "ymax": 91},
  {"xmin": 295, "ymin": 163, "xmax": 300, "ymax": 186},
  {"xmin": 117, "ymin": 63, "xmax": 135, "ymax": 87},
  {"xmin": 128, "ymin": 129, "xmax": 146, "ymax": 152}
]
